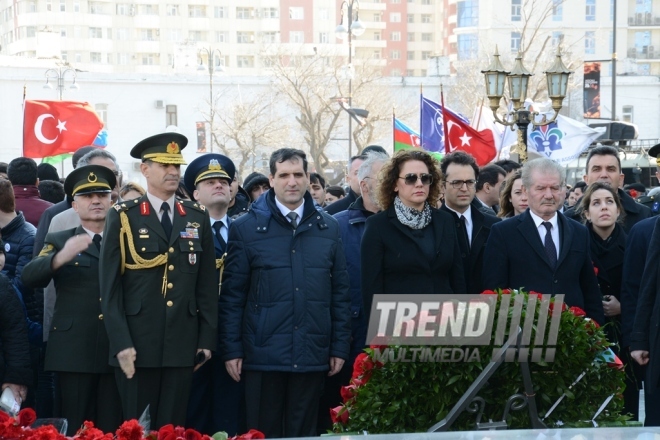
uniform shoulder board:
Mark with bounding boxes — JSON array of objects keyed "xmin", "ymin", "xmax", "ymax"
[
  {"xmin": 113, "ymin": 198, "xmax": 140, "ymax": 212},
  {"xmin": 636, "ymin": 195, "xmax": 653, "ymax": 204},
  {"xmin": 181, "ymin": 199, "xmax": 206, "ymax": 213}
]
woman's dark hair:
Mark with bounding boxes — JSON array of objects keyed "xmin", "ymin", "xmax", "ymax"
[
  {"xmin": 498, "ymin": 170, "xmax": 522, "ymax": 219},
  {"xmin": 579, "ymin": 182, "xmax": 625, "ymax": 225},
  {"xmin": 377, "ymin": 149, "xmax": 441, "ymax": 210}
]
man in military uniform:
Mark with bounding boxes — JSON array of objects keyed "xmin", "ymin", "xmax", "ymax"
[
  {"xmin": 634, "ymin": 143, "xmax": 660, "ymax": 216},
  {"xmin": 183, "ymin": 153, "xmax": 244, "ymax": 435},
  {"xmin": 22, "ymin": 165, "xmax": 122, "ymax": 435},
  {"xmin": 100, "ymin": 133, "xmax": 217, "ymax": 428}
]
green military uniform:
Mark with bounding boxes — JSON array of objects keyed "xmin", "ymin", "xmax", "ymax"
[
  {"xmin": 99, "ymin": 133, "xmax": 217, "ymax": 428},
  {"xmin": 636, "ymin": 194, "xmax": 660, "ymax": 216},
  {"xmin": 22, "ymin": 165, "xmax": 121, "ymax": 435}
]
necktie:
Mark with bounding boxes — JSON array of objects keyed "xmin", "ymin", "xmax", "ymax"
[
  {"xmin": 460, "ymin": 215, "xmax": 470, "ymax": 249},
  {"xmin": 542, "ymin": 221, "xmax": 557, "ymax": 268},
  {"xmin": 93, "ymin": 234, "xmax": 102, "ymax": 250},
  {"xmin": 213, "ymin": 220, "xmax": 226, "ymax": 249},
  {"xmin": 287, "ymin": 212, "xmax": 299, "ymax": 229},
  {"xmin": 161, "ymin": 202, "xmax": 172, "ymax": 238}
]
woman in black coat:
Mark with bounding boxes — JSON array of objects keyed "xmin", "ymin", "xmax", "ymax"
[
  {"xmin": 580, "ymin": 182, "xmax": 639, "ymax": 418},
  {"xmin": 0, "ymin": 239, "xmax": 32, "ymax": 408},
  {"xmin": 361, "ymin": 149, "xmax": 466, "ymax": 314}
]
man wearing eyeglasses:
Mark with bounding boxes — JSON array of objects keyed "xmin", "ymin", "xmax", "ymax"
[
  {"xmin": 482, "ymin": 157, "xmax": 604, "ymax": 324},
  {"xmin": 439, "ymin": 152, "xmax": 500, "ymax": 296}
]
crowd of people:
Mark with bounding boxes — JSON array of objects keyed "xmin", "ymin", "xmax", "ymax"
[{"xmin": 2, "ymin": 137, "xmax": 660, "ymax": 437}]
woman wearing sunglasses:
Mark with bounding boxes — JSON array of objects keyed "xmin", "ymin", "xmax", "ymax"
[{"xmin": 361, "ymin": 150, "xmax": 467, "ymax": 313}]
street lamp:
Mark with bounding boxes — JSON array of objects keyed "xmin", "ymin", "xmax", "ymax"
[
  {"xmin": 43, "ymin": 64, "xmax": 79, "ymax": 100},
  {"xmin": 336, "ymin": 0, "xmax": 365, "ymax": 159},
  {"xmin": 481, "ymin": 47, "xmax": 572, "ymax": 162},
  {"xmin": 198, "ymin": 47, "xmax": 224, "ymax": 152}
]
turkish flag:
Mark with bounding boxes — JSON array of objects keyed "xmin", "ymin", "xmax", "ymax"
[
  {"xmin": 444, "ymin": 110, "xmax": 497, "ymax": 166},
  {"xmin": 23, "ymin": 100, "xmax": 103, "ymax": 158}
]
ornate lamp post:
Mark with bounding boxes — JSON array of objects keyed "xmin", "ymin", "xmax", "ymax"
[
  {"xmin": 481, "ymin": 47, "xmax": 572, "ymax": 162},
  {"xmin": 335, "ymin": 0, "xmax": 365, "ymax": 159},
  {"xmin": 198, "ymin": 48, "xmax": 224, "ymax": 152},
  {"xmin": 43, "ymin": 64, "xmax": 79, "ymax": 100}
]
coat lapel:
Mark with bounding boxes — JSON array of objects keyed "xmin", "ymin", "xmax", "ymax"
[
  {"xmin": 517, "ymin": 210, "xmax": 554, "ymax": 268},
  {"xmin": 556, "ymin": 212, "xmax": 573, "ymax": 268},
  {"xmin": 470, "ymin": 206, "xmax": 486, "ymax": 255},
  {"xmin": 75, "ymin": 226, "xmax": 100, "ymax": 259}
]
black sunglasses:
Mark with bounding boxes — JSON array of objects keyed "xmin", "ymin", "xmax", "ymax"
[{"xmin": 399, "ymin": 173, "xmax": 433, "ymax": 186}]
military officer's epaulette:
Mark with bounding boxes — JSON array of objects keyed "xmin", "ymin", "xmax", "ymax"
[
  {"xmin": 180, "ymin": 199, "xmax": 207, "ymax": 213},
  {"xmin": 112, "ymin": 198, "xmax": 141, "ymax": 212},
  {"xmin": 636, "ymin": 195, "xmax": 654, "ymax": 204}
]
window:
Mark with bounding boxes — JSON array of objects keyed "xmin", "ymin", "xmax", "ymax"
[
  {"xmin": 406, "ymin": 69, "xmax": 415, "ymax": 76},
  {"xmin": 216, "ymin": 31, "xmax": 228, "ymax": 43},
  {"xmin": 421, "ymin": 14, "xmax": 432, "ymax": 23},
  {"xmin": 73, "ymin": 1, "xmax": 79, "ymax": 12},
  {"xmin": 89, "ymin": 27, "xmax": 102, "ymax": 38},
  {"xmin": 237, "ymin": 56, "xmax": 254, "ymax": 68},
  {"xmin": 421, "ymin": 69, "xmax": 427, "ymax": 76},
  {"xmin": 214, "ymin": 6, "xmax": 225, "ymax": 18},
  {"xmin": 264, "ymin": 7, "xmax": 278, "ymax": 18},
  {"xmin": 622, "ymin": 105, "xmax": 633, "ymax": 123},
  {"xmin": 511, "ymin": 0, "xmax": 521, "ymax": 21},
  {"xmin": 59, "ymin": 0, "xmax": 65, "ymax": 12},
  {"xmin": 118, "ymin": 53, "xmax": 129, "ymax": 65},
  {"xmin": 141, "ymin": 54, "xmax": 156, "ymax": 65},
  {"xmin": 391, "ymin": 50, "xmax": 400, "ymax": 59},
  {"xmin": 391, "ymin": 31, "xmax": 401, "ymax": 41},
  {"xmin": 290, "ymin": 31, "xmax": 304, "ymax": 43},
  {"xmin": 188, "ymin": 5, "xmax": 205, "ymax": 17},
  {"xmin": 140, "ymin": 29, "xmax": 157, "ymax": 41},
  {"xmin": 408, "ymin": 32, "xmax": 415, "ymax": 41},
  {"xmin": 457, "ymin": 0, "xmax": 478, "ymax": 27},
  {"xmin": 586, "ymin": 0, "xmax": 595, "ymax": 21},
  {"xmin": 116, "ymin": 3, "xmax": 130, "ymax": 15},
  {"xmin": 457, "ymin": 33, "xmax": 478, "ymax": 59},
  {"xmin": 61, "ymin": 51, "xmax": 68, "ymax": 61},
  {"xmin": 237, "ymin": 32, "xmax": 252, "ymax": 43},
  {"xmin": 391, "ymin": 0, "xmax": 400, "ymax": 3},
  {"xmin": 511, "ymin": 31, "xmax": 521, "ymax": 52},
  {"xmin": 610, "ymin": 0, "xmax": 614, "ymax": 21},
  {"xmin": 391, "ymin": 69, "xmax": 402, "ymax": 76},
  {"xmin": 75, "ymin": 53, "xmax": 81, "ymax": 63},
  {"xmin": 390, "ymin": 12, "xmax": 401, "ymax": 22},
  {"xmin": 166, "ymin": 5, "xmax": 178, "ymax": 16},
  {"xmin": 139, "ymin": 4, "xmax": 158, "ymax": 15},
  {"xmin": 90, "ymin": 2, "xmax": 106, "ymax": 13},
  {"xmin": 46, "ymin": 0, "xmax": 52, "ymax": 11},
  {"xmin": 60, "ymin": 28, "xmax": 67, "ymax": 37},
  {"xmin": 319, "ymin": 32, "xmax": 328, "ymax": 43},
  {"xmin": 166, "ymin": 105, "xmax": 177, "ymax": 127},
  {"xmin": 27, "ymin": 1, "xmax": 36, "ymax": 12},
  {"xmin": 407, "ymin": 51, "xmax": 415, "ymax": 60},
  {"xmin": 106, "ymin": 28, "xmax": 111, "ymax": 38},
  {"xmin": 585, "ymin": 31, "xmax": 595, "ymax": 54},
  {"xmin": 262, "ymin": 32, "xmax": 277, "ymax": 43},
  {"xmin": 374, "ymin": 31, "xmax": 381, "ymax": 40},
  {"xmin": 90, "ymin": 52, "xmax": 102, "ymax": 63},
  {"xmin": 116, "ymin": 28, "xmax": 129, "ymax": 40},
  {"xmin": 373, "ymin": 50, "xmax": 381, "ymax": 59},
  {"xmin": 189, "ymin": 31, "xmax": 204, "ymax": 41},
  {"xmin": 319, "ymin": 8, "xmax": 328, "ymax": 20},
  {"xmin": 421, "ymin": 0, "xmax": 431, "ymax": 4},
  {"xmin": 167, "ymin": 29, "xmax": 180, "ymax": 41},
  {"xmin": 374, "ymin": 12, "xmax": 381, "ymax": 21},
  {"xmin": 74, "ymin": 26, "xmax": 81, "ymax": 37},
  {"xmin": 552, "ymin": 31, "xmax": 564, "ymax": 46},
  {"xmin": 407, "ymin": 14, "xmax": 414, "ymax": 23},
  {"xmin": 236, "ymin": 7, "xmax": 252, "ymax": 19},
  {"xmin": 421, "ymin": 50, "xmax": 431, "ymax": 59},
  {"xmin": 26, "ymin": 26, "xmax": 36, "ymax": 37},
  {"xmin": 289, "ymin": 7, "xmax": 303, "ymax": 19},
  {"xmin": 421, "ymin": 33, "xmax": 432, "ymax": 41}
]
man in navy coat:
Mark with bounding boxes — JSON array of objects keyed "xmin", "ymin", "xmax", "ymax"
[{"xmin": 482, "ymin": 158, "xmax": 604, "ymax": 324}]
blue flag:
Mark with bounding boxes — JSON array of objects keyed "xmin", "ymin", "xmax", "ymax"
[{"xmin": 420, "ymin": 96, "xmax": 469, "ymax": 153}]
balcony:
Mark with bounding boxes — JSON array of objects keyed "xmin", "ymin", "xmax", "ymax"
[
  {"xmin": 627, "ymin": 46, "xmax": 660, "ymax": 60},
  {"xmin": 628, "ymin": 13, "xmax": 660, "ymax": 26}
]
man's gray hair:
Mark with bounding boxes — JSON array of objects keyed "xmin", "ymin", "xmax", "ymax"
[
  {"xmin": 358, "ymin": 152, "xmax": 388, "ymax": 182},
  {"xmin": 521, "ymin": 157, "xmax": 565, "ymax": 188},
  {"xmin": 77, "ymin": 149, "xmax": 119, "ymax": 170}
]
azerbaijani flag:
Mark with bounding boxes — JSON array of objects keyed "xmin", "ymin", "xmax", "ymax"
[{"xmin": 394, "ymin": 117, "xmax": 443, "ymax": 160}]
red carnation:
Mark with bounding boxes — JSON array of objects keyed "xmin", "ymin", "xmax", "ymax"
[
  {"xmin": 548, "ymin": 301, "xmax": 568, "ymax": 316},
  {"xmin": 500, "ymin": 289, "xmax": 512, "ymax": 295},
  {"xmin": 157, "ymin": 424, "xmax": 175, "ymax": 440},
  {"xmin": 481, "ymin": 290, "xmax": 497, "ymax": 295},
  {"xmin": 116, "ymin": 419, "xmax": 144, "ymax": 440},
  {"xmin": 330, "ymin": 405, "xmax": 349, "ymax": 425},
  {"xmin": 593, "ymin": 263, "xmax": 599, "ymax": 276},
  {"xmin": 241, "ymin": 429, "xmax": 265, "ymax": 439},
  {"xmin": 0, "ymin": 410, "xmax": 10, "ymax": 423},
  {"xmin": 569, "ymin": 306, "xmax": 587, "ymax": 317},
  {"xmin": 17, "ymin": 407, "xmax": 37, "ymax": 427},
  {"xmin": 184, "ymin": 428, "xmax": 202, "ymax": 440},
  {"xmin": 528, "ymin": 291, "xmax": 543, "ymax": 300}
]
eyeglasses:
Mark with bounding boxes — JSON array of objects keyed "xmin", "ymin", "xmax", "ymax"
[
  {"xmin": 399, "ymin": 173, "xmax": 433, "ymax": 186},
  {"xmin": 445, "ymin": 179, "xmax": 477, "ymax": 189}
]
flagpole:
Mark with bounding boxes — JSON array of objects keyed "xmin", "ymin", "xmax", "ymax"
[
  {"xmin": 419, "ymin": 84, "xmax": 423, "ymax": 150},
  {"xmin": 392, "ymin": 106, "xmax": 396, "ymax": 154},
  {"xmin": 475, "ymin": 97, "xmax": 483, "ymax": 129},
  {"xmin": 440, "ymin": 84, "xmax": 450, "ymax": 154},
  {"xmin": 22, "ymin": 84, "xmax": 26, "ymax": 158}
]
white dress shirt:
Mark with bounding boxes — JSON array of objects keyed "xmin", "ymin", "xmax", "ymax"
[
  {"xmin": 529, "ymin": 210, "xmax": 560, "ymax": 258},
  {"xmin": 210, "ymin": 214, "xmax": 229, "ymax": 243},
  {"xmin": 146, "ymin": 192, "xmax": 175, "ymax": 223},
  {"xmin": 274, "ymin": 196, "xmax": 304, "ymax": 224}
]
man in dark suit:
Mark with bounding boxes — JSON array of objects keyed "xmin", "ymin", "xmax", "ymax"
[
  {"xmin": 482, "ymin": 157, "xmax": 604, "ymax": 324},
  {"xmin": 473, "ymin": 164, "xmax": 506, "ymax": 217},
  {"xmin": 564, "ymin": 145, "xmax": 650, "ymax": 232},
  {"xmin": 22, "ymin": 165, "xmax": 122, "ymax": 435},
  {"xmin": 183, "ymin": 153, "xmax": 244, "ymax": 435},
  {"xmin": 440, "ymin": 152, "xmax": 500, "ymax": 295},
  {"xmin": 100, "ymin": 133, "xmax": 217, "ymax": 428},
  {"xmin": 324, "ymin": 154, "xmax": 364, "ymax": 215}
]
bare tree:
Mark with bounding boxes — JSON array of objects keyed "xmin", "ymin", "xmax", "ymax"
[{"xmin": 210, "ymin": 86, "xmax": 289, "ymax": 178}]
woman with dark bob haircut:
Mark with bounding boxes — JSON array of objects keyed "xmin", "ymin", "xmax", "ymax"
[{"xmin": 361, "ymin": 150, "xmax": 466, "ymax": 313}]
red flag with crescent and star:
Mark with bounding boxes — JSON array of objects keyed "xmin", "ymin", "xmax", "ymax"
[{"xmin": 23, "ymin": 100, "xmax": 104, "ymax": 158}]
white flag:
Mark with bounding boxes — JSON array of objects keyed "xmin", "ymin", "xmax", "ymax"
[{"xmin": 527, "ymin": 114, "xmax": 604, "ymax": 165}]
